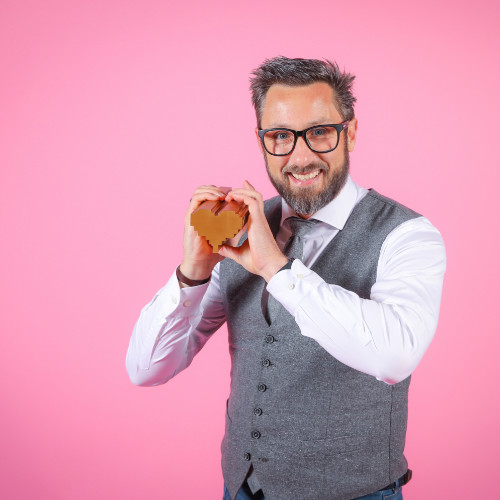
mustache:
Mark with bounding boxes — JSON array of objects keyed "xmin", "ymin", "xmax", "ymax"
[{"xmin": 282, "ymin": 163, "xmax": 328, "ymax": 175}]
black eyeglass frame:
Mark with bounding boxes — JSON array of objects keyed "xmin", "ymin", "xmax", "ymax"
[{"xmin": 258, "ymin": 121, "xmax": 350, "ymax": 156}]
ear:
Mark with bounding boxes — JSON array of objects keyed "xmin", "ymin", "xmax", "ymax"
[
  {"xmin": 346, "ymin": 118, "xmax": 358, "ymax": 152},
  {"xmin": 255, "ymin": 127, "xmax": 264, "ymax": 153}
]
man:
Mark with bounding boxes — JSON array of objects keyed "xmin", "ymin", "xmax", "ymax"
[{"xmin": 126, "ymin": 57, "xmax": 446, "ymax": 500}]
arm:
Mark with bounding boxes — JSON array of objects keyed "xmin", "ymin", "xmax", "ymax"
[
  {"xmin": 267, "ymin": 217, "xmax": 446, "ymax": 384},
  {"xmin": 126, "ymin": 184, "xmax": 234, "ymax": 387},
  {"xmin": 219, "ymin": 182, "xmax": 445, "ymax": 384},
  {"xmin": 126, "ymin": 264, "xmax": 226, "ymax": 386}
]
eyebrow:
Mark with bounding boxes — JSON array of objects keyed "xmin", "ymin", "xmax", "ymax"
[{"xmin": 265, "ymin": 119, "xmax": 332, "ymax": 129}]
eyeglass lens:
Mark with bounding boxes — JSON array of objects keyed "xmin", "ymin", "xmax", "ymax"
[{"xmin": 263, "ymin": 126, "xmax": 339, "ymax": 155}]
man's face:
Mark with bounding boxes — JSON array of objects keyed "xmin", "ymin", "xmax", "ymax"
[{"xmin": 258, "ymin": 82, "xmax": 357, "ymax": 217}]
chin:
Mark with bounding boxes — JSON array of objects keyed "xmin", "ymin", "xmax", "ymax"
[
  {"xmin": 268, "ymin": 166, "xmax": 349, "ymax": 215},
  {"xmin": 264, "ymin": 142, "xmax": 350, "ymax": 215}
]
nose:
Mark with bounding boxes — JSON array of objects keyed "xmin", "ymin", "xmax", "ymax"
[{"xmin": 289, "ymin": 135, "xmax": 316, "ymax": 167}]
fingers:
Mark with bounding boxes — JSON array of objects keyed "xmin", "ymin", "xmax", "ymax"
[
  {"xmin": 191, "ymin": 182, "xmax": 259, "ymax": 213},
  {"xmin": 226, "ymin": 181, "xmax": 264, "ymax": 214},
  {"xmin": 226, "ymin": 188, "xmax": 261, "ymax": 201},
  {"xmin": 226, "ymin": 191, "xmax": 265, "ymax": 224},
  {"xmin": 218, "ymin": 240, "xmax": 248, "ymax": 265},
  {"xmin": 243, "ymin": 180, "xmax": 255, "ymax": 190},
  {"xmin": 192, "ymin": 185, "xmax": 227, "ymax": 202},
  {"xmin": 188, "ymin": 185, "xmax": 230, "ymax": 214}
]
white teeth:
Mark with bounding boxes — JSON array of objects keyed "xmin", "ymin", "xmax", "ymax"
[{"xmin": 291, "ymin": 170, "xmax": 320, "ymax": 181}]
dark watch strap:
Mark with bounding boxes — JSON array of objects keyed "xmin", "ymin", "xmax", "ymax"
[{"xmin": 176, "ymin": 265, "xmax": 211, "ymax": 287}]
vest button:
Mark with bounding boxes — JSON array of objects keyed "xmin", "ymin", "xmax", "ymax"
[
  {"xmin": 257, "ymin": 383, "xmax": 267, "ymax": 392},
  {"xmin": 265, "ymin": 335, "xmax": 275, "ymax": 344},
  {"xmin": 251, "ymin": 430, "xmax": 261, "ymax": 439},
  {"xmin": 254, "ymin": 407, "xmax": 263, "ymax": 416},
  {"xmin": 262, "ymin": 359, "xmax": 271, "ymax": 367},
  {"xmin": 243, "ymin": 452, "xmax": 251, "ymax": 461}
]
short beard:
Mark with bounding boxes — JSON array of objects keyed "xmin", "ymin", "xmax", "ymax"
[{"xmin": 265, "ymin": 142, "xmax": 350, "ymax": 216}]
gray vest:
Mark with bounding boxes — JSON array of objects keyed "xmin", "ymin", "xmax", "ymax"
[{"xmin": 219, "ymin": 190, "xmax": 420, "ymax": 500}]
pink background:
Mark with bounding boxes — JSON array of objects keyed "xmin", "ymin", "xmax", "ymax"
[{"xmin": 1, "ymin": 1, "xmax": 499, "ymax": 498}]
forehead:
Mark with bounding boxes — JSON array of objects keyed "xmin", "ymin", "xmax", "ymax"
[{"xmin": 261, "ymin": 82, "xmax": 342, "ymax": 128}]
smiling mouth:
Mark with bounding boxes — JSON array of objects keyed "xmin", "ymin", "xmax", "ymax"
[{"xmin": 290, "ymin": 170, "xmax": 321, "ymax": 181}]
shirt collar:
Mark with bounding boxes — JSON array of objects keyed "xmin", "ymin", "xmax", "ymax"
[{"xmin": 280, "ymin": 175, "xmax": 366, "ymax": 231}]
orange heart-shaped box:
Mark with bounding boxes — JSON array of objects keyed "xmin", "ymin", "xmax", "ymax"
[{"xmin": 190, "ymin": 200, "xmax": 249, "ymax": 252}]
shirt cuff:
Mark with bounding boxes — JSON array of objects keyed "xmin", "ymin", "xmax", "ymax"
[
  {"xmin": 266, "ymin": 259, "xmax": 323, "ymax": 316},
  {"xmin": 135, "ymin": 270, "xmax": 212, "ymax": 370},
  {"xmin": 153, "ymin": 269, "xmax": 212, "ymax": 317}
]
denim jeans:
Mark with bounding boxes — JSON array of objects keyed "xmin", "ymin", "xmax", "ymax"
[
  {"xmin": 222, "ymin": 482, "xmax": 403, "ymax": 500},
  {"xmin": 352, "ymin": 484, "xmax": 403, "ymax": 500}
]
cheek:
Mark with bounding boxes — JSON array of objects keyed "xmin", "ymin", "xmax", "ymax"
[
  {"xmin": 267, "ymin": 157, "xmax": 287, "ymax": 176},
  {"xmin": 326, "ymin": 150, "xmax": 344, "ymax": 169}
]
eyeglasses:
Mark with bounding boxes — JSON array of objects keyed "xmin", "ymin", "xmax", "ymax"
[{"xmin": 258, "ymin": 121, "xmax": 350, "ymax": 156}]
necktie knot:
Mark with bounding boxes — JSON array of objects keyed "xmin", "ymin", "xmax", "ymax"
[
  {"xmin": 283, "ymin": 216, "xmax": 319, "ymax": 259},
  {"xmin": 285, "ymin": 216, "xmax": 319, "ymax": 238}
]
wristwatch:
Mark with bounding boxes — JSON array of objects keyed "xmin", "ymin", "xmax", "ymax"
[{"xmin": 176, "ymin": 265, "xmax": 211, "ymax": 287}]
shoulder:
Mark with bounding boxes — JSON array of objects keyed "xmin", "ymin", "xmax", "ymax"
[
  {"xmin": 364, "ymin": 190, "xmax": 445, "ymax": 263},
  {"xmin": 378, "ymin": 215, "xmax": 446, "ymax": 278},
  {"xmin": 364, "ymin": 190, "xmax": 444, "ymax": 248},
  {"xmin": 366, "ymin": 190, "xmax": 421, "ymax": 219},
  {"xmin": 384, "ymin": 216, "xmax": 445, "ymax": 249}
]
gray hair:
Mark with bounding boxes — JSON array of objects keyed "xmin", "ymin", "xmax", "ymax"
[{"xmin": 250, "ymin": 56, "xmax": 356, "ymax": 128}]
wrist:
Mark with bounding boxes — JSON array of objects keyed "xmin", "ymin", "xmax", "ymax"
[
  {"xmin": 178, "ymin": 263, "xmax": 212, "ymax": 286},
  {"xmin": 261, "ymin": 255, "xmax": 290, "ymax": 283}
]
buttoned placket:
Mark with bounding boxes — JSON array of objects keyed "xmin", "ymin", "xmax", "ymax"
[
  {"xmin": 245, "ymin": 320, "xmax": 277, "ymax": 492},
  {"xmin": 247, "ymin": 218, "xmax": 318, "ymax": 483}
]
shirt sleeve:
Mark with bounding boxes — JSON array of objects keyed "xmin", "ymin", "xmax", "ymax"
[
  {"xmin": 126, "ymin": 264, "xmax": 226, "ymax": 386},
  {"xmin": 266, "ymin": 216, "xmax": 446, "ymax": 384}
]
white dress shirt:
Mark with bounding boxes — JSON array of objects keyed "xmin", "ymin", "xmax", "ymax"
[{"xmin": 126, "ymin": 176, "xmax": 446, "ymax": 386}]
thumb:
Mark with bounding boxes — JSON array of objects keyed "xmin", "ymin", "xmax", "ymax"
[{"xmin": 218, "ymin": 240, "xmax": 247, "ymax": 265}]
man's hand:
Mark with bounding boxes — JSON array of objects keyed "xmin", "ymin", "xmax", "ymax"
[
  {"xmin": 218, "ymin": 181, "xmax": 288, "ymax": 282},
  {"xmin": 180, "ymin": 185, "xmax": 229, "ymax": 282}
]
